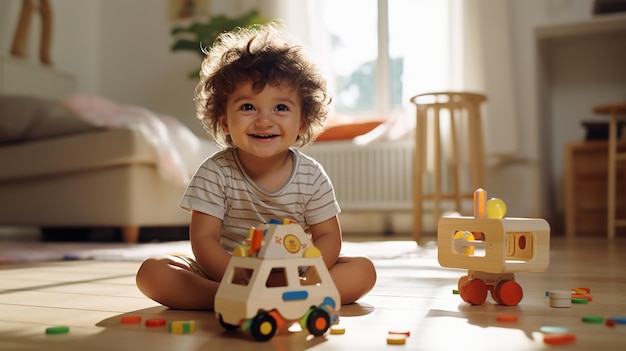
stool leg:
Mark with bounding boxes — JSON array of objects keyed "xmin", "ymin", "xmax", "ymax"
[
  {"xmin": 433, "ymin": 108, "xmax": 442, "ymax": 223},
  {"xmin": 449, "ymin": 110, "xmax": 462, "ymax": 213},
  {"xmin": 607, "ymin": 112, "xmax": 617, "ymax": 239},
  {"xmin": 413, "ymin": 109, "xmax": 427, "ymax": 242}
]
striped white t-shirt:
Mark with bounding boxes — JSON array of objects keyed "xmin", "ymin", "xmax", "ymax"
[{"xmin": 179, "ymin": 147, "xmax": 341, "ymax": 252}]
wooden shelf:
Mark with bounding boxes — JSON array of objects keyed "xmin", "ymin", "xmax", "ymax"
[
  {"xmin": 536, "ymin": 12, "xmax": 626, "ymax": 40},
  {"xmin": 564, "ymin": 140, "xmax": 626, "ymax": 236}
]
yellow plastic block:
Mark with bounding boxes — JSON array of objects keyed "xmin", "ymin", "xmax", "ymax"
[
  {"xmin": 330, "ymin": 325, "xmax": 345, "ymax": 334},
  {"xmin": 169, "ymin": 320, "xmax": 196, "ymax": 334},
  {"xmin": 387, "ymin": 334, "xmax": 407, "ymax": 345}
]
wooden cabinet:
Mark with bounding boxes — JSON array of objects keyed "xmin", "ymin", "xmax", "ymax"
[{"xmin": 564, "ymin": 141, "xmax": 626, "ymax": 236}]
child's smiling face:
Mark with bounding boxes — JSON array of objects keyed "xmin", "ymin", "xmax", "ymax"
[{"xmin": 220, "ymin": 81, "xmax": 306, "ymax": 160}]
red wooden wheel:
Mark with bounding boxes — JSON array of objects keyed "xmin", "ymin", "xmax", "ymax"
[
  {"xmin": 495, "ymin": 280, "xmax": 523, "ymax": 306},
  {"xmin": 460, "ymin": 279, "xmax": 488, "ymax": 305},
  {"xmin": 457, "ymin": 275, "xmax": 469, "ymax": 293}
]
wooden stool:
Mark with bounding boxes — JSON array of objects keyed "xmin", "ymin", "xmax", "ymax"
[
  {"xmin": 409, "ymin": 92, "xmax": 487, "ymax": 242},
  {"xmin": 593, "ymin": 101, "xmax": 626, "ymax": 239}
]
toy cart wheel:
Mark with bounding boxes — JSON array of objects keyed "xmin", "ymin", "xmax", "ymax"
[
  {"xmin": 457, "ymin": 275, "xmax": 469, "ymax": 292},
  {"xmin": 218, "ymin": 314, "xmax": 239, "ymax": 331},
  {"xmin": 494, "ymin": 280, "xmax": 523, "ymax": 306},
  {"xmin": 250, "ymin": 313, "xmax": 277, "ymax": 342},
  {"xmin": 306, "ymin": 308, "xmax": 331, "ymax": 336},
  {"xmin": 491, "ymin": 290, "xmax": 504, "ymax": 305},
  {"xmin": 460, "ymin": 278, "xmax": 488, "ymax": 305}
]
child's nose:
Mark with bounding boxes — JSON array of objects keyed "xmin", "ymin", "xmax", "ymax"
[{"xmin": 255, "ymin": 111, "xmax": 273, "ymax": 125}]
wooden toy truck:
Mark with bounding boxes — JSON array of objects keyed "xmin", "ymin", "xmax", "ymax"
[
  {"xmin": 214, "ymin": 219, "xmax": 340, "ymax": 341},
  {"xmin": 438, "ymin": 216, "xmax": 550, "ymax": 306}
]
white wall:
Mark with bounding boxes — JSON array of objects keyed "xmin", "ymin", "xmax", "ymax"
[
  {"xmin": 96, "ymin": 1, "xmax": 202, "ymax": 133},
  {"xmin": 0, "ymin": 0, "xmax": 206, "ymax": 135},
  {"xmin": 506, "ymin": 0, "xmax": 625, "ymax": 227},
  {"xmin": 508, "ymin": 0, "xmax": 596, "ymax": 162},
  {"xmin": 0, "ymin": 0, "xmax": 606, "ymax": 223},
  {"xmin": 0, "ymin": 0, "xmax": 310, "ymax": 137}
]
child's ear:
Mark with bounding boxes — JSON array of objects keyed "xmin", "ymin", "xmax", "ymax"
[
  {"xmin": 219, "ymin": 115, "xmax": 229, "ymax": 134},
  {"xmin": 299, "ymin": 118, "xmax": 308, "ymax": 135}
]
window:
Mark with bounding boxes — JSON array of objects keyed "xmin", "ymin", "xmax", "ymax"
[{"xmin": 317, "ymin": 0, "xmax": 451, "ymax": 120}]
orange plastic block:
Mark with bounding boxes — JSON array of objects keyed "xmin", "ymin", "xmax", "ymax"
[
  {"xmin": 251, "ymin": 229, "xmax": 263, "ymax": 253},
  {"xmin": 121, "ymin": 316, "xmax": 142, "ymax": 324},
  {"xmin": 496, "ymin": 314, "xmax": 518, "ymax": 323},
  {"xmin": 543, "ymin": 333, "xmax": 576, "ymax": 345},
  {"xmin": 388, "ymin": 329, "xmax": 411, "ymax": 337},
  {"xmin": 571, "ymin": 294, "xmax": 593, "ymax": 302},
  {"xmin": 145, "ymin": 319, "xmax": 166, "ymax": 327}
]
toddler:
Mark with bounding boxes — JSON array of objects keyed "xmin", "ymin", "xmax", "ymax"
[{"xmin": 136, "ymin": 24, "xmax": 377, "ymax": 310}]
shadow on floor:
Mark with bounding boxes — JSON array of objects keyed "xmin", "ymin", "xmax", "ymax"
[{"xmin": 41, "ymin": 226, "xmax": 190, "ymax": 242}]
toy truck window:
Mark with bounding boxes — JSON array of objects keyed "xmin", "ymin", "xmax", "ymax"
[
  {"xmin": 266, "ymin": 267, "xmax": 288, "ymax": 288},
  {"xmin": 231, "ymin": 267, "xmax": 254, "ymax": 286},
  {"xmin": 453, "ymin": 230, "xmax": 486, "ymax": 257},
  {"xmin": 298, "ymin": 266, "xmax": 321, "ymax": 286}
]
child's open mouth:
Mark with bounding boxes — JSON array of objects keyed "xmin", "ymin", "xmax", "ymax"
[{"xmin": 250, "ymin": 133, "xmax": 278, "ymax": 139}]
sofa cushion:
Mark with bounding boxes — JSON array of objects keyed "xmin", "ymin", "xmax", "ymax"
[{"xmin": 0, "ymin": 128, "xmax": 157, "ymax": 181}]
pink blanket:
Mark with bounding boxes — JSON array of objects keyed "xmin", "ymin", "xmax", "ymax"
[{"xmin": 62, "ymin": 93, "xmax": 219, "ymax": 186}]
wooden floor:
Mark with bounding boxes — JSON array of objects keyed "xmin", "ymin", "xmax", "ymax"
[{"xmin": 1, "ymin": 235, "xmax": 625, "ymax": 350}]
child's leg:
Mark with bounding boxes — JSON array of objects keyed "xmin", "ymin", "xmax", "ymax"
[
  {"xmin": 136, "ymin": 255, "xmax": 219, "ymax": 310},
  {"xmin": 328, "ymin": 256, "xmax": 377, "ymax": 305}
]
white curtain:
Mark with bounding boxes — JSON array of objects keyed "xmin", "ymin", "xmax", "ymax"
[
  {"xmin": 401, "ymin": 0, "xmax": 518, "ymax": 157},
  {"xmin": 218, "ymin": 0, "xmax": 518, "ymax": 157}
]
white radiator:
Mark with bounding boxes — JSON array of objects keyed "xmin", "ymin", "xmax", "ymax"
[{"xmin": 301, "ymin": 140, "xmax": 414, "ymax": 211}]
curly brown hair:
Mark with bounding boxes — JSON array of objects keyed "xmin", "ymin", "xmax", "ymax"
[{"xmin": 194, "ymin": 24, "xmax": 331, "ymax": 147}]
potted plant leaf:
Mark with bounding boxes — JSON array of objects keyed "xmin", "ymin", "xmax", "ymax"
[{"xmin": 170, "ymin": 9, "xmax": 271, "ymax": 79}]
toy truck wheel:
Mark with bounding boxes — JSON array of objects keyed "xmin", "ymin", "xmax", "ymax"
[
  {"xmin": 218, "ymin": 314, "xmax": 239, "ymax": 331},
  {"xmin": 494, "ymin": 280, "xmax": 523, "ymax": 306},
  {"xmin": 460, "ymin": 279, "xmax": 488, "ymax": 305},
  {"xmin": 306, "ymin": 308, "xmax": 331, "ymax": 336},
  {"xmin": 250, "ymin": 313, "xmax": 277, "ymax": 342}
]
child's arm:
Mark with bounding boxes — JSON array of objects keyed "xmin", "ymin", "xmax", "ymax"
[
  {"xmin": 189, "ymin": 210, "xmax": 231, "ymax": 281},
  {"xmin": 309, "ymin": 216, "xmax": 342, "ymax": 269}
]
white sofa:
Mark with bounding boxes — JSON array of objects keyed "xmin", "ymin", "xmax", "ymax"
[{"xmin": 0, "ymin": 95, "xmax": 219, "ymax": 242}]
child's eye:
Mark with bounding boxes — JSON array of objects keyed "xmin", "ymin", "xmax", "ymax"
[
  {"xmin": 275, "ymin": 104, "xmax": 289, "ymax": 112},
  {"xmin": 240, "ymin": 104, "xmax": 255, "ymax": 111}
]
